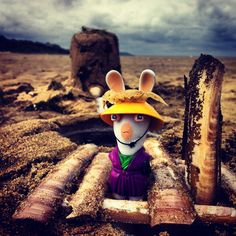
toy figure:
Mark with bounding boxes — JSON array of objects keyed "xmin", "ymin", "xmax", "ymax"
[{"xmin": 100, "ymin": 69, "xmax": 167, "ymax": 200}]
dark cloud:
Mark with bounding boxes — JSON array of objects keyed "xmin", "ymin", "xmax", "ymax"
[
  {"xmin": 0, "ymin": 0, "xmax": 235, "ymax": 56},
  {"xmin": 89, "ymin": 13, "xmax": 115, "ymax": 29},
  {"xmin": 56, "ymin": 0, "xmax": 78, "ymax": 7},
  {"xmin": 196, "ymin": 0, "xmax": 236, "ymax": 53},
  {"xmin": 118, "ymin": 0, "xmax": 236, "ymax": 56}
]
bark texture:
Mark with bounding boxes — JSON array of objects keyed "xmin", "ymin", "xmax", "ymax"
[{"xmin": 182, "ymin": 54, "xmax": 224, "ymax": 204}]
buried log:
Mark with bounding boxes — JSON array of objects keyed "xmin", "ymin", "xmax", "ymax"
[
  {"xmin": 195, "ymin": 205, "xmax": 236, "ymax": 224},
  {"xmin": 182, "ymin": 54, "xmax": 224, "ymax": 204},
  {"xmin": 101, "ymin": 198, "xmax": 150, "ymax": 224},
  {"xmin": 100, "ymin": 199, "xmax": 236, "ymax": 225},
  {"xmin": 12, "ymin": 144, "xmax": 98, "ymax": 222},
  {"xmin": 66, "ymin": 152, "xmax": 111, "ymax": 219},
  {"xmin": 144, "ymin": 139, "xmax": 196, "ymax": 226},
  {"xmin": 171, "ymin": 160, "xmax": 236, "ymax": 206},
  {"xmin": 221, "ymin": 164, "xmax": 236, "ymax": 206}
]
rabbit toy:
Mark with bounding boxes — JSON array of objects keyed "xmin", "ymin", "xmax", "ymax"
[{"xmin": 100, "ymin": 69, "xmax": 167, "ymax": 200}]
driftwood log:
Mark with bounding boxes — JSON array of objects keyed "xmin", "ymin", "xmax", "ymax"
[
  {"xmin": 67, "ymin": 153, "xmax": 111, "ymax": 219},
  {"xmin": 101, "ymin": 198, "xmax": 150, "ymax": 224},
  {"xmin": 13, "ymin": 144, "xmax": 98, "ymax": 222},
  {"xmin": 172, "ymin": 160, "xmax": 236, "ymax": 207},
  {"xmin": 221, "ymin": 164, "xmax": 236, "ymax": 206},
  {"xmin": 70, "ymin": 27, "xmax": 121, "ymax": 97},
  {"xmin": 182, "ymin": 54, "xmax": 225, "ymax": 204},
  {"xmin": 144, "ymin": 139, "xmax": 196, "ymax": 226},
  {"xmin": 195, "ymin": 205, "xmax": 236, "ymax": 224},
  {"xmin": 100, "ymin": 199, "xmax": 236, "ymax": 225}
]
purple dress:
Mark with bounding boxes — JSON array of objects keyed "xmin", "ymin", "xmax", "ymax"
[{"xmin": 108, "ymin": 146, "xmax": 151, "ymax": 197}]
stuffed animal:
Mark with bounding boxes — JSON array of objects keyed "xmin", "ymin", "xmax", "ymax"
[{"xmin": 100, "ymin": 69, "xmax": 167, "ymax": 200}]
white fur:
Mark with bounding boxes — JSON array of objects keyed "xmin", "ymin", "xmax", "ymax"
[
  {"xmin": 105, "ymin": 70, "xmax": 125, "ymax": 92},
  {"xmin": 113, "ymin": 114, "xmax": 150, "ymax": 155}
]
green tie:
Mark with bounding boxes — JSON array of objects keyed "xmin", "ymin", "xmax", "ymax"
[{"xmin": 119, "ymin": 152, "xmax": 133, "ymax": 170}]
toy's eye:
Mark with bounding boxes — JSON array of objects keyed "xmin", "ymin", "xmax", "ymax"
[
  {"xmin": 134, "ymin": 114, "xmax": 144, "ymax": 122},
  {"xmin": 111, "ymin": 114, "xmax": 120, "ymax": 121}
]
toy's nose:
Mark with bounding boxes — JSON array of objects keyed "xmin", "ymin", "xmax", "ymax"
[{"xmin": 121, "ymin": 122, "xmax": 133, "ymax": 141}]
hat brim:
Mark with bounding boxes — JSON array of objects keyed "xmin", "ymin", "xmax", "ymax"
[{"xmin": 100, "ymin": 102, "xmax": 164, "ymax": 131}]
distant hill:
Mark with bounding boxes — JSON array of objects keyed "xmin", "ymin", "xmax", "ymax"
[
  {"xmin": 120, "ymin": 51, "xmax": 133, "ymax": 56},
  {"xmin": 0, "ymin": 35, "xmax": 133, "ymax": 56},
  {"xmin": 0, "ymin": 35, "xmax": 69, "ymax": 54}
]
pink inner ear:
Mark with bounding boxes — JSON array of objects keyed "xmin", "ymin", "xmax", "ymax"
[
  {"xmin": 139, "ymin": 69, "xmax": 155, "ymax": 92},
  {"xmin": 106, "ymin": 70, "xmax": 125, "ymax": 92}
]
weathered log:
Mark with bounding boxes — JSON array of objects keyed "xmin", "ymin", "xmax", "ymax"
[
  {"xmin": 172, "ymin": 160, "xmax": 236, "ymax": 207},
  {"xmin": 221, "ymin": 164, "xmax": 236, "ymax": 206},
  {"xmin": 195, "ymin": 205, "xmax": 236, "ymax": 224},
  {"xmin": 100, "ymin": 199, "xmax": 236, "ymax": 225},
  {"xmin": 101, "ymin": 198, "xmax": 150, "ymax": 224},
  {"xmin": 182, "ymin": 54, "xmax": 224, "ymax": 204},
  {"xmin": 67, "ymin": 152, "xmax": 111, "ymax": 219},
  {"xmin": 12, "ymin": 144, "xmax": 98, "ymax": 222},
  {"xmin": 70, "ymin": 27, "xmax": 121, "ymax": 97},
  {"xmin": 144, "ymin": 139, "xmax": 196, "ymax": 226}
]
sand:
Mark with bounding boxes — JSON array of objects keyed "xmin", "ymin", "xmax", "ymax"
[{"xmin": 0, "ymin": 52, "xmax": 235, "ymax": 235}]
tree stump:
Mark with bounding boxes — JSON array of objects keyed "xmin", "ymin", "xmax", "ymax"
[
  {"xmin": 70, "ymin": 27, "xmax": 121, "ymax": 97},
  {"xmin": 182, "ymin": 54, "xmax": 225, "ymax": 204}
]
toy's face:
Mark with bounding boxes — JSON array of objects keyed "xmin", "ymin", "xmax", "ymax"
[
  {"xmin": 112, "ymin": 114, "xmax": 151, "ymax": 144},
  {"xmin": 100, "ymin": 69, "xmax": 166, "ymax": 155}
]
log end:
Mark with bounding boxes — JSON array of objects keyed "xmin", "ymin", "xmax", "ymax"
[{"xmin": 149, "ymin": 189, "xmax": 196, "ymax": 227}]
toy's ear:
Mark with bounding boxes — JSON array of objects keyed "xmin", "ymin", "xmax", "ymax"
[
  {"xmin": 139, "ymin": 69, "xmax": 155, "ymax": 92},
  {"xmin": 106, "ymin": 70, "xmax": 125, "ymax": 92}
]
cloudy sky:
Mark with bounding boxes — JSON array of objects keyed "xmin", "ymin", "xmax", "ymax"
[{"xmin": 0, "ymin": 0, "xmax": 235, "ymax": 56}]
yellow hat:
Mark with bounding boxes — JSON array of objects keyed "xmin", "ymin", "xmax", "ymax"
[
  {"xmin": 100, "ymin": 69, "xmax": 167, "ymax": 131},
  {"xmin": 100, "ymin": 101, "xmax": 164, "ymax": 131}
]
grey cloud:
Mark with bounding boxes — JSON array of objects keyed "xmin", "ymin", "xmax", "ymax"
[
  {"xmin": 0, "ymin": 0, "xmax": 235, "ymax": 56},
  {"xmin": 118, "ymin": 0, "xmax": 236, "ymax": 55},
  {"xmin": 89, "ymin": 13, "xmax": 115, "ymax": 29},
  {"xmin": 196, "ymin": 0, "xmax": 236, "ymax": 51},
  {"xmin": 55, "ymin": 0, "xmax": 78, "ymax": 8}
]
